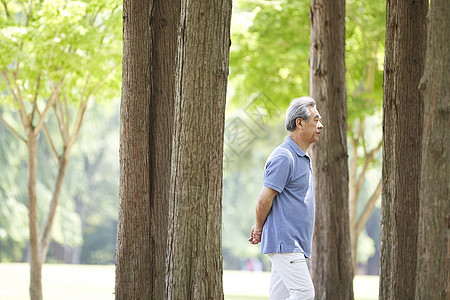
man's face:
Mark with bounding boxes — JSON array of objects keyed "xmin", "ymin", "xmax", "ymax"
[{"xmin": 301, "ymin": 106, "xmax": 323, "ymax": 144}]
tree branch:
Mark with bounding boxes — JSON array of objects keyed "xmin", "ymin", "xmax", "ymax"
[
  {"xmin": 88, "ymin": 62, "xmax": 120, "ymax": 96},
  {"xmin": 63, "ymin": 95, "xmax": 70, "ymax": 136},
  {"xmin": 54, "ymin": 93, "xmax": 68, "ymax": 144},
  {"xmin": 356, "ymin": 140, "xmax": 382, "ymax": 193},
  {"xmin": 35, "ymin": 108, "xmax": 59, "ymax": 161},
  {"xmin": 47, "ymin": 77, "xmax": 67, "ymax": 143},
  {"xmin": 89, "ymin": 5, "xmax": 103, "ymax": 25},
  {"xmin": 357, "ymin": 120, "xmax": 364, "ymax": 141},
  {"xmin": 4, "ymin": 71, "xmax": 31, "ymax": 130},
  {"xmin": 1, "ymin": 71, "xmax": 19, "ymax": 103},
  {"xmin": 25, "ymin": 0, "xmax": 33, "ymax": 27},
  {"xmin": 356, "ymin": 178, "xmax": 382, "ymax": 236},
  {"xmin": 40, "ymin": 99, "xmax": 89, "ymax": 259},
  {"xmin": 33, "ymin": 86, "xmax": 59, "ymax": 135},
  {"xmin": 349, "ymin": 135, "xmax": 359, "ymax": 228},
  {"xmin": 40, "ymin": 154, "xmax": 70, "ymax": 261},
  {"xmin": 30, "ymin": 72, "xmax": 42, "ymax": 125},
  {"xmin": 1, "ymin": 0, "xmax": 9, "ymax": 17},
  {"xmin": 0, "ymin": 116, "xmax": 27, "ymax": 143},
  {"xmin": 81, "ymin": 74, "xmax": 91, "ymax": 103},
  {"xmin": 68, "ymin": 100, "xmax": 89, "ymax": 149}
]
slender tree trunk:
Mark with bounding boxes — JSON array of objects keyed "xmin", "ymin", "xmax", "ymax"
[
  {"xmin": 349, "ymin": 136, "xmax": 359, "ymax": 271},
  {"xmin": 309, "ymin": 0, "xmax": 354, "ymax": 298},
  {"xmin": 379, "ymin": 1, "xmax": 427, "ymax": 299},
  {"xmin": 165, "ymin": 1, "xmax": 231, "ymax": 298},
  {"xmin": 115, "ymin": 0, "xmax": 153, "ymax": 298},
  {"xmin": 28, "ymin": 133, "xmax": 42, "ymax": 300},
  {"xmin": 415, "ymin": 0, "xmax": 449, "ymax": 298}
]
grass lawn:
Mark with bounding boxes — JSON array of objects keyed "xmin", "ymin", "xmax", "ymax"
[{"xmin": 0, "ymin": 263, "xmax": 378, "ymax": 300}]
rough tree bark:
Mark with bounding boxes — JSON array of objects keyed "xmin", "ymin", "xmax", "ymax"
[
  {"xmin": 165, "ymin": 1, "xmax": 231, "ymax": 298},
  {"xmin": 415, "ymin": 0, "xmax": 449, "ymax": 298},
  {"xmin": 115, "ymin": 0, "xmax": 153, "ymax": 298},
  {"xmin": 115, "ymin": 0, "xmax": 232, "ymax": 298},
  {"xmin": 309, "ymin": 0, "xmax": 354, "ymax": 298},
  {"xmin": 147, "ymin": 0, "xmax": 180, "ymax": 298},
  {"xmin": 379, "ymin": 0, "xmax": 428, "ymax": 299}
]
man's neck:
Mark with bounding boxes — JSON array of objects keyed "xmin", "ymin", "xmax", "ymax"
[{"xmin": 289, "ymin": 133, "xmax": 310, "ymax": 153}]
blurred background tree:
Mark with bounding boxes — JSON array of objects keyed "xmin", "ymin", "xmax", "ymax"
[
  {"xmin": 0, "ymin": 101, "xmax": 118, "ymax": 265},
  {"xmin": 0, "ymin": 0, "xmax": 121, "ymax": 297}
]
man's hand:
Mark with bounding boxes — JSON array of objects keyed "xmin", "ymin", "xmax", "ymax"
[
  {"xmin": 248, "ymin": 224, "xmax": 262, "ymax": 245},
  {"xmin": 248, "ymin": 187, "xmax": 277, "ymax": 245}
]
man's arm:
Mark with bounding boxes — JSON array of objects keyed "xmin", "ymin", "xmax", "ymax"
[{"xmin": 248, "ymin": 186, "xmax": 278, "ymax": 245}]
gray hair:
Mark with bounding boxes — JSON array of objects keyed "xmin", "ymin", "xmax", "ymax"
[{"xmin": 285, "ymin": 97, "xmax": 316, "ymax": 132}]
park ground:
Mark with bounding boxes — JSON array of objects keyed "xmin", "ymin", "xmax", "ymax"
[{"xmin": 0, "ymin": 263, "xmax": 378, "ymax": 300}]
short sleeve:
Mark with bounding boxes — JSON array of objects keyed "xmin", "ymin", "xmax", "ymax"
[{"xmin": 263, "ymin": 153, "xmax": 292, "ymax": 193}]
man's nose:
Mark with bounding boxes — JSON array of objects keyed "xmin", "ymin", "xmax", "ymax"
[{"xmin": 318, "ymin": 120, "xmax": 324, "ymax": 129}]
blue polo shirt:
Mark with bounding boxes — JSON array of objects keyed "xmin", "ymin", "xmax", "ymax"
[{"xmin": 260, "ymin": 136, "xmax": 315, "ymax": 258}]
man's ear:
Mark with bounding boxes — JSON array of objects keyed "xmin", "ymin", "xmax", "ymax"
[{"xmin": 297, "ymin": 118, "xmax": 303, "ymax": 129}]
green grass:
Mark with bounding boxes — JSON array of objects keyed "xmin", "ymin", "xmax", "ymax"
[
  {"xmin": 0, "ymin": 263, "xmax": 378, "ymax": 300},
  {"xmin": 0, "ymin": 263, "xmax": 115, "ymax": 300}
]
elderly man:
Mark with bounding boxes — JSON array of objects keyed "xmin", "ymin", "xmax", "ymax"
[{"xmin": 248, "ymin": 97, "xmax": 323, "ymax": 300}]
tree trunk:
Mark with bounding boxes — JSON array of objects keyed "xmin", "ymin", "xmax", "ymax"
[
  {"xmin": 379, "ymin": 0, "xmax": 427, "ymax": 299},
  {"xmin": 148, "ymin": 1, "xmax": 179, "ymax": 298},
  {"xmin": 115, "ymin": 0, "xmax": 153, "ymax": 298},
  {"xmin": 28, "ymin": 133, "xmax": 42, "ymax": 300},
  {"xmin": 116, "ymin": 0, "xmax": 232, "ymax": 298},
  {"xmin": 309, "ymin": 0, "xmax": 354, "ymax": 298},
  {"xmin": 415, "ymin": 0, "xmax": 449, "ymax": 298},
  {"xmin": 165, "ymin": 1, "xmax": 231, "ymax": 299},
  {"xmin": 115, "ymin": 0, "xmax": 179, "ymax": 298},
  {"xmin": 349, "ymin": 135, "xmax": 359, "ymax": 268}
]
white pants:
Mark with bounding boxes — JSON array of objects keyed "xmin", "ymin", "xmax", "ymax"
[{"xmin": 268, "ymin": 253, "xmax": 315, "ymax": 300}]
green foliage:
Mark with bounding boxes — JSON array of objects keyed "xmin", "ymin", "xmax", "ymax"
[
  {"xmin": 229, "ymin": 0, "xmax": 311, "ymax": 109},
  {"xmin": 0, "ymin": 0, "xmax": 122, "ymax": 108},
  {"xmin": 346, "ymin": 0, "xmax": 385, "ymax": 125}
]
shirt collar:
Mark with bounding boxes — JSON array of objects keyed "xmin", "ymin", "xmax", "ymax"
[{"xmin": 285, "ymin": 136, "xmax": 307, "ymax": 157}]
